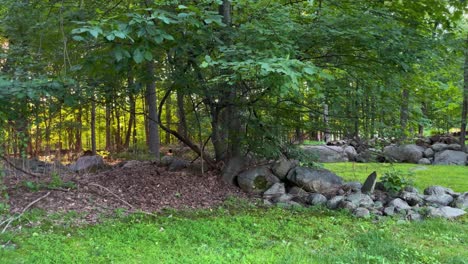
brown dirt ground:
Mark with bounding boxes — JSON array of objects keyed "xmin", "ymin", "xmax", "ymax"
[{"xmin": 3, "ymin": 161, "xmax": 249, "ymax": 223}]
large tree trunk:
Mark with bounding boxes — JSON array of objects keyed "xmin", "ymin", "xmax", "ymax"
[
  {"xmin": 176, "ymin": 90, "xmax": 188, "ymax": 140},
  {"xmin": 105, "ymin": 100, "xmax": 112, "ymax": 151},
  {"xmin": 145, "ymin": 61, "xmax": 160, "ymax": 159},
  {"xmin": 460, "ymin": 36, "xmax": 468, "ymax": 151}
]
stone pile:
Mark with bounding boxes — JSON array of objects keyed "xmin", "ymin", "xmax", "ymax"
[
  {"xmin": 383, "ymin": 142, "xmax": 467, "ymax": 165},
  {"xmin": 235, "ymin": 159, "xmax": 467, "ymax": 220}
]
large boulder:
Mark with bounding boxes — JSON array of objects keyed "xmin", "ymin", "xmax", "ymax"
[
  {"xmin": 222, "ymin": 156, "xmax": 245, "ymax": 185},
  {"xmin": 428, "ymin": 206, "xmax": 466, "ymax": 219},
  {"xmin": 301, "ymin": 146, "xmax": 348, "ymax": 162},
  {"xmin": 286, "ymin": 167, "xmax": 343, "ymax": 193},
  {"xmin": 69, "ymin": 155, "xmax": 104, "ymax": 172},
  {"xmin": 431, "ymin": 143, "xmax": 449, "ymax": 152},
  {"xmin": 424, "ymin": 194, "xmax": 454, "ymax": 206},
  {"xmin": 424, "ymin": 186, "xmax": 456, "ymax": 196},
  {"xmin": 344, "ymin": 146, "xmax": 358, "ymax": 161},
  {"xmin": 383, "ymin": 144, "xmax": 424, "ymax": 163},
  {"xmin": 452, "ymin": 192, "xmax": 468, "ymax": 209},
  {"xmin": 237, "ymin": 166, "xmax": 279, "ymax": 193},
  {"xmin": 271, "ymin": 158, "xmax": 296, "ymax": 180},
  {"xmin": 263, "ymin": 183, "xmax": 286, "ymax": 200},
  {"xmin": 433, "ymin": 150, "xmax": 467, "ymax": 165}
]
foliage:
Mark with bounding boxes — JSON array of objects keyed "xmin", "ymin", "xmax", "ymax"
[{"xmin": 380, "ymin": 168, "xmax": 414, "ymax": 194}]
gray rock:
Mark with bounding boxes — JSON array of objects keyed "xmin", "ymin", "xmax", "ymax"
[
  {"xmin": 353, "ymin": 207, "xmax": 370, "ymax": 218},
  {"xmin": 423, "ymin": 148, "xmax": 434, "ymax": 158},
  {"xmin": 404, "ymin": 186, "xmax": 419, "ymax": 193},
  {"xmin": 452, "ymin": 192, "xmax": 468, "ymax": 209},
  {"xmin": 431, "ymin": 143, "xmax": 449, "ymax": 152},
  {"xmin": 222, "ymin": 156, "xmax": 245, "ymax": 185},
  {"xmin": 122, "ymin": 160, "xmax": 144, "ymax": 169},
  {"xmin": 69, "ymin": 155, "xmax": 104, "ymax": 172},
  {"xmin": 344, "ymin": 146, "xmax": 358, "ymax": 161},
  {"xmin": 428, "ymin": 206, "xmax": 466, "ymax": 219},
  {"xmin": 237, "ymin": 166, "xmax": 279, "ymax": 193},
  {"xmin": 417, "ymin": 158, "xmax": 431, "ymax": 165},
  {"xmin": 327, "ymin": 196, "xmax": 344, "ymax": 209},
  {"xmin": 448, "ymin": 144, "xmax": 462, "ymax": 151},
  {"xmin": 286, "ymin": 167, "xmax": 343, "ymax": 193},
  {"xmin": 384, "ymin": 206, "xmax": 396, "ymax": 216},
  {"xmin": 263, "ymin": 183, "xmax": 286, "ymax": 200},
  {"xmin": 400, "ymin": 191, "xmax": 423, "ymax": 206},
  {"xmin": 339, "ymin": 201, "xmax": 357, "ymax": 211},
  {"xmin": 346, "ymin": 192, "xmax": 374, "ymax": 208},
  {"xmin": 276, "ymin": 201, "xmax": 303, "ymax": 209},
  {"xmin": 301, "ymin": 145, "xmax": 348, "ymax": 162},
  {"xmin": 433, "ymin": 150, "xmax": 467, "ymax": 165},
  {"xmin": 388, "ymin": 198, "xmax": 411, "ymax": 210},
  {"xmin": 424, "ymin": 194, "xmax": 454, "ymax": 206},
  {"xmin": 271, "ymin": 158, "xmax": 296, "ymax": 180},
  {"xmin": 168, "ymin": 158, "xmax": 190, "ymax": 171},
  {"xmin": 160, "ymin": 156, "xmax": 174, "ymax": 166},
  {"xmin": 383, "ymin": 144, "xmax": 424, "ymax": 163},
  {"xmin": 272, "ymin": 194, "xmax": 294, "ymax": 203},
  {"xmin": 361, "ymin": 171, "xmax": 377, "ymax": 193},
  {"xmin": 288, "ymin": 186, "xmax": 309, "ymax": 198},
  {"xmin": 407, "ymin": 211, "xmax": 423, "ymax": 221},
  {"xmin": 307, "ymin": 193, "xmax": 328, "ymax": 206},
  {"xmin": 373, "ymin": 201, "xmax": 384, "ymax": 209},
  {"xmin": 424, "ymin": 186, "xmax": 455, "ymax": 196},
  {"xmin": 343, "ymin": 181, "xmax": 362, "ymax": 192}
]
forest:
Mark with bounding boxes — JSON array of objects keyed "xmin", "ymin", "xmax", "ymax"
[{"xmin": 0, "ymin": 0, "xmax": 467, "ymax": 165}]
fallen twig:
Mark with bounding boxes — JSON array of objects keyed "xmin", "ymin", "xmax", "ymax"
[{"xmin": 1, "ymin": 191, "xmax": 51, "ymax": 233}]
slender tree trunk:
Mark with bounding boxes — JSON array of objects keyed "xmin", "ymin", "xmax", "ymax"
[
  {"xmin": 323, "ymin": 103, "xmax": 330, "ymax": 143},
  {"xmin": 400, "ymin": 88, "xmax": 409, "ymax": 140},
  {"xmin": 105, "ymin": 100, "xmax": 112, "ymax": 151},
  {"xmin": 460, "ymin": 36, "xmax": 468, "ymax": 151},
  {"xmin": 124, "ymin": 93, "xmax": 135, "ymax": 149},
  {"xmin": 115, "ymin": 105, "xmax": 122, "ymax": 152},
  {"xmin": 91, "ymin": 98, "xmax": 97, "ymax": 155},
  {"xmin": 75, "ymin": 107, "xmax": 82, "ymax": 152},
  {"xmin": 145, "ymin": 61, "xmax": 160, "ymax": 159},
  {"xmin": 176, "ymin": 90, "xmax": 188, "ymax": 140},
  {"xmin": 165, "ymin": 94, "xmax": 172, "ymax": 144}
]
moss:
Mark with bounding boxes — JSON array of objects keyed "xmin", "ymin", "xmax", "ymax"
[{"xmin": 253, "ymin": 175, "xmax": 269, "ymax": 190}]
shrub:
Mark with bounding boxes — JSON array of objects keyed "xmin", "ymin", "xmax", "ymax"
[{"xmin": 381, "ymin": 168, "xmax": 414, "ymax": 194}]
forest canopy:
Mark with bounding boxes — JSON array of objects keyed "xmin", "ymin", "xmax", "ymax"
[{"xmin": 0, "ymin": 0, "xmax": 467, "ymax": 167}]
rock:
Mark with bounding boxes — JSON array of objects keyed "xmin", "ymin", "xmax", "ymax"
[
  {"xmin": 263, "ymin": 199, "xmax": 273, "ymax": 206},
  {"xmin": 399, "ymin": 191, "xmax": 423, "ymax": 206},
  {"xmin": 69, "ymin": 155, "xmax": 104, "ymax": 172},
  {"xmin": 276, "ymin": 201, "xmax": 303, "ymax": 209},
  {"xmin": 301, "ymin": 145, "xmax": 348, "ymax": 162},
  {"xmin": 288, "ymin": 186, "xmax": 309, "ymax": 198},
  {"xmin": 343, "ymin": 181, "xmax": 362, "ymax": 192},
  {"xmin": 339, "ymin": 201, "xmax": 357, "ymax": 211},
  {"xmin": 307, "ymin": 193, "xmax": 327, "ymax": 206},
  {"xmin": 353, "ymin": 207, "xmax": 370, "ymax": 218},
  {"xmin": 388, "ymin": 198, "xmax": 411, "ymax": 210},
  {"xmin": 326, "ymin": 196, "xmax": 344, "ymax": 209},
  {"xmin": 383, "ymin": 144, "xmax": 424, "ymax": 163},
  {"xmin": 346, "ymin": 192, "xmax": 374, "ymax": 208},
  {"xmin": 361, "ymin": 171, "xmax": 377, "ymax": 193},
  {"xmin": 355, "ymin": 149, "xmax": 381, "ymax": 163},
  {"xmin": 404, "ymin": 186, "xmax": 419, "ymax": 193},
  {"xmin": 424, "ymin": 186, "xmax": 456, "ymax": 196},
  {"xmin": 431, "ymin": 143, "xmax": 449, "ymax": 152},
  {"xmin": 344, "ymin": 146, "xmax": 358, "ymax": 161},
  {"xmin": 286, "ymin": 167, "xmax": 343, "ymax": 193},
  {"xmin": 271, "ymin": 158, "xmax": 296, "ymax": 180},
  {"xmin": 383, "ymin": 206, "xmax": 395, "ymax": 216},
  {"xmin": 272, "ymin": 194, "xmax": 294, "ymax": 203},
  {"xmin": 424, "ymin": 194, "xmax": 454, "ymax": 206},
  {"xmin": 407, "ymin": 211, "xmax": 423, "ymax": 221},
  {"xmin": 433, "ymin": 150, "xmax": 467, "ymax": 165},
  {"xmin": 237, "ymin": 166, "xmax": 279, "ymax": 193},
  {"xmin": 168, "ymin": 158, "xmax": 190, "ymax": 171},
  {"xmin": 448, "ymin": 144, "xmax": 462, "ymax": 151},
  {"xmin": 263, "ymin": 183, "xmax": 286, "ymax": 200},
  {"xmin": 122, "ymin": 160, "xmax": 143, "ymax": 169},
  {"xmin": 221, "ymin": 156, "xmax": 245, "ymax": 185},
  {"xmin": 423, "ymin": 148, "xmax": 434, "ymax": 158},
  {"xmin": 160, "ymin": 156, "xmax": 174, "ymax": 166},
  {"xmin": 428, "ymin": 206, "xmax": 466, "ymax": 219},
  {"xmin": 417, "ymin": 158, "xmax": 431, "ymax": 165},
  {"xmin": 452, "ymin": 192, "xmax": 468, "ymax": 209},
  {"xmin": 373, "ymin": 201, "xmax": 384, "ymax": 209}
]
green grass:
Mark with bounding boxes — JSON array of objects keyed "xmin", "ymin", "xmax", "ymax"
[
  {"xmin": 0, "ymin": 204, "xmax": 467, "ymax": 264},
  {"xmin": 323, "ymin": 163, "xmax": 468, "ymax": 192}
]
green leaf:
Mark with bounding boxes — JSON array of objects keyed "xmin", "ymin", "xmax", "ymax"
[
  {"xmin": 133, "ymin": 49, "xmax": 144, "ymax": 64},
  {"xmin": 144, "ymin": 51, "xmax": 153, "ymax": 61}
]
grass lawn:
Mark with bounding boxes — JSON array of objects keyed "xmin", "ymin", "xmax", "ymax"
[
  {"xmin": 323, "ymin": 163, "xmax": 468, "ymax": 192},
  {"xmin": 0, "ymin": 205, "xmax": 467, "ymax": 264}
]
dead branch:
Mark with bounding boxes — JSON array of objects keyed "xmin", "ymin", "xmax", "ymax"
[
  {"xmin": 0, "ymin": 155, "xmax": 42, "ymax": 178},
  {"xmin": 1, "ymin": 191, "xmax": 51, "ymax": 233}
]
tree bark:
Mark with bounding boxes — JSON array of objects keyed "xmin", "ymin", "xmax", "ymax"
[
  {"xmin": 400, "ymin": 88, "xmax": 409, "ymax": 140},
  {"xmin": 165, "ymin": 94, "xmax": 172, "ymax": 144},
  {"xmin": 176, "ymin": 90, "xmax": 188, "ymax": 140},
  {"xmin": 145, "ymin": 61, "xmax": 160, "ymax": 159},
  {"xmin": 105, "ymin": 100, "xmax": 112, "ymax": 151},
  {"xmin": 91, "ymin": 98, "xmax": 97, "ymax": 155},
  {"xmin": 460, "ymin": 35, "xmax": 468, "ymax": 151}
]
